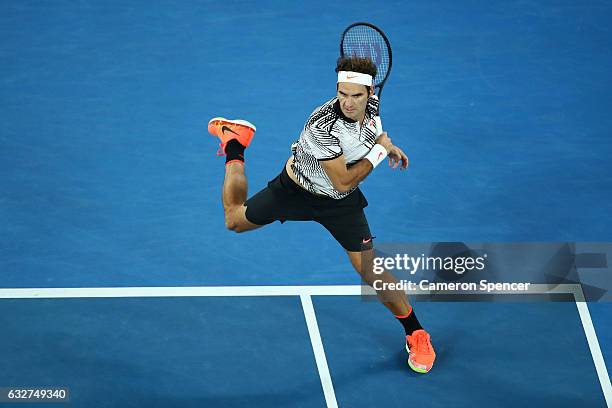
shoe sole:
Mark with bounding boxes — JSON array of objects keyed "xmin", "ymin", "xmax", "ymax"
[
  {"xmin": 406, "ymin": 344, "xmax": 431, "ymax": 374},
  {"xmin": 208, "ymin": 117, "xmax": 256, "ymax": 132},
  {"xmin": 408, "ymin": 358, "xmax": 429, "ymax": 374}
]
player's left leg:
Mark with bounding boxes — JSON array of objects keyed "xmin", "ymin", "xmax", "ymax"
[
  {"xmin": 222, "ymin": 163, "xmax": 260, "ymax": 233},
  {"xmin": 208, "ymin": 117, "xmax": 261, "ymax": 233}
]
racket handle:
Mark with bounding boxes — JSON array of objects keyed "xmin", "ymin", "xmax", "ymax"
[{"xmin": 375, "ymin": 116, "xmax": 383, "ymax": 136}]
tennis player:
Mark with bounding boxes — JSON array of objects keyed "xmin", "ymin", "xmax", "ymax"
[{"xmin": 208, "ymin": 56, "xmax": 436, "ymax": 373}]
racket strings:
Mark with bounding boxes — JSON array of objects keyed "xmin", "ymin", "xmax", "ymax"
[{"xmin": 342, "ymin": 27, "xmax": 390, "ymax": 86}]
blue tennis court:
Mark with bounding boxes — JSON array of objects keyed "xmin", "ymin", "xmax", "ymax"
[
  {"xmin": 0, "ymin": 287, "xmax": 608, "ymax": 407},
  {"xmin": 1, "ymin": 1, "xmax": 611, "ymax": 406}
]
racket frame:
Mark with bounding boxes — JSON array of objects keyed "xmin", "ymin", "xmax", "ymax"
[{"xmin": 339, "ymin": 22, "xmax": 393, "ymax": 102}]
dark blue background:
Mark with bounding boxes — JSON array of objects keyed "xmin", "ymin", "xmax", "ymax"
[{"xmin": 1, "ymin": 1, "xmax": 610, "ymax": 406}]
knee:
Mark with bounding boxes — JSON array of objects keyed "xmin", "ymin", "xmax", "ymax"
[
  {"xmin": 225, "ymin": 211, "xmax": 248, "ymax": 233},
  {"xmin": 349, "ymin": 250, "xmax": 375, "ymax": 278},
  {"xmin": 225, "ymin": 219, "xmax": 245, "ymax": 233}
]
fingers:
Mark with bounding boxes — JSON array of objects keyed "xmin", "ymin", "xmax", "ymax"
[
  {"xmin": 392, "ymin": 157, "xmax": 400, "ymax": 169},
  {"xmin": 388, "ymin": 153, "xmax": 401, "ymax": 169},
  {"xmin": 399, "ymin": 154, "xmax": 408, "ymax": 170},
  {"xmin": 400, "ymin": 152, "xmax": 409, "ymax": 170},
  {"xmin": 386, "ymin": 147, "xmax": 409, "ymax": 171}
]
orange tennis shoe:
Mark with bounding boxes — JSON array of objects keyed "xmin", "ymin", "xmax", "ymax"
[
  {"xmin": 406, "ymin": 329, "xmax": 436, "ymax": 373},
  {"xmin": 208, "ymin": 117, "xmax": 256, "ymax": 155}
]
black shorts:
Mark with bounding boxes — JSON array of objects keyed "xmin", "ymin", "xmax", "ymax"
[{"xmin": 244, "ymin": 167, "xmax": 374, "ymax": 252}]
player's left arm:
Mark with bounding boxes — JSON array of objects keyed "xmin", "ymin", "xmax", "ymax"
[{"xmin": 372, "ymin": 115, "xmax": 408, "ymax": 170}]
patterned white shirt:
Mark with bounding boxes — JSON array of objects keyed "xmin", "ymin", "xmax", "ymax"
[{"xmin": 290, "ymin": 96, "xmax": 380, "ymax": 199}]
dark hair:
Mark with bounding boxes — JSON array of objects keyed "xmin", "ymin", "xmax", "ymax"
[{"xmin": 335, "ymin": 56, "xmax": 377, "ymax": 93}]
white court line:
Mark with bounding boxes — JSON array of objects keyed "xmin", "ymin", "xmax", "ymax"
[
  {"xmin": 0, "ymin": 284, "xmax": 609, "ymax": 405},
  {"xmin": 573, "ymin": 289, "xmax": 612, "ymax": 407},
  {"xmin": 0, "ymin": 283, "xmax": 583, "ymax": 298},
  {"xmin": 300, "ymin": 294, "xmax": 338, "ymax": 408},
  {"xmin": 0, "ymin": 285, "xmax": 364, "ymax": 298}
]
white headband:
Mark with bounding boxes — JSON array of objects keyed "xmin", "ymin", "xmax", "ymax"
[{"xmin": 337, "ymin": 71, "xmax": 373, "ymax": 87}]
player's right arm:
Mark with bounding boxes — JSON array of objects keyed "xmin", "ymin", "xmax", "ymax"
[{"xmin": 320, "ymin": 133, "xmax": 393, "ymax": 193}]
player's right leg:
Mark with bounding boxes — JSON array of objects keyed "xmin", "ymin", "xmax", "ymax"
[
  {"xmin": 208, "ymin": 117, "xmax": 261, "ymax": 233},
  {"xmin": 347, "ymin": 248, "xmax": 436, "ymax": 374},
  {"xmin": 317, "ymin": 204, "xmax": 436, "ymax": 374}
]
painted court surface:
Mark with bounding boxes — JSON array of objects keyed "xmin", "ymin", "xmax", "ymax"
[{"xmin": 1, "ymin": 1, "xmax": 611, "ymax": 407}]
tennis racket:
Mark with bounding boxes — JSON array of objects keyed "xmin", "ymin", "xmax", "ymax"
[{"xmin": 340, "ymin": 22, "xmax": 392, "ymax": 136}]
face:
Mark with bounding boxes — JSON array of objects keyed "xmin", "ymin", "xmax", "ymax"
[{"xmin": 337, "ymin": 82, "xmax": 372, "ymax": 122}]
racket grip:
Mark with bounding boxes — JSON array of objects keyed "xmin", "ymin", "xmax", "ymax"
[{"xmin": 374, "ymin": 116, "xmax": 383, "ymax": 136}]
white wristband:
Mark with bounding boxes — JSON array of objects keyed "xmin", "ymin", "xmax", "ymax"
[{"xmin": 364, "ymin": 144, "xmax": 388, "ymax": 168}]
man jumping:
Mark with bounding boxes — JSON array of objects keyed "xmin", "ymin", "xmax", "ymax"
[{"xmin": 208, "ymin": 56, "xmax": 436, "ymax": 374}]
